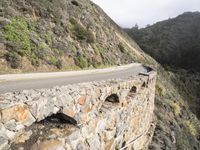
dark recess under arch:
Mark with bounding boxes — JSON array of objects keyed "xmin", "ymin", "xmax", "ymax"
[
  {"xmin": 105, "ymin": 94, "xmax": 119, "ymax": 103},
  {"xmin": 130, "ymin": 86, "xmax": 137, "ymax": 93},
  {"xmin": 39, "ymin": 113, "xmax": 77, "ymax": 125},
  {"xmin": 71, "ymin": 0, "xmax": 79, "ymax": 6}
]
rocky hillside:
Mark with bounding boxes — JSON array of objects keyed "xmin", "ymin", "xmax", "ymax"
[
  {"xmin": 0, "ymin": 0, "xmax": 199, "ymax": 149},
  {"xmin": 0, "ymin": 0, "xmax": 153, "ymax": 73},
  {"xmin": 125, "ymin": 12, "xmax": 200, "ymax": 72}
]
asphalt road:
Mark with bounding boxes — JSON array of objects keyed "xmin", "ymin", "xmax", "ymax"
[{"xmin": 0, "ymin": 64, "xmax": 147, "ymax": 94}]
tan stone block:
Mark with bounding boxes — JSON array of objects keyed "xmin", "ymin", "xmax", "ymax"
[
  {"xmin": 121, "ymin": 100, "xmax": 128, "ymax": 107},
  {"xmin": 63, "ymin": 108, "xmax": 76, "ymax": 118},
  {"xmin": 79, "ymin": 113, "xmax": 88, "ymax": 123},
  {"xmin": 78, "ymin": 96, "xmax": 87, "ymax": 105},
  {"xmin": 104, "ymin": 129, "xmax": 116, "ymax": 141},
  {"xmin": 105, "ymin": 138, "xmax": 115, "ymax": 150},
  {"xmin": 31, "ymin": 140, "xmax": 63, "ymax": 150},
  {"xmin": 131, "ymin": 117, "xmax": 139, "ymax": 131},
  {"xmin": 81, "ymin": 104, "xmax": 91, "ymax": 113},
  {"xmin": 50, "ymin": 126, "xmax": 77, "ymax": 137},
  {"xmin": 89, "ymin": 119, "xmax": 97, "ymax": 129},
  {"xmin": 14, "ymin": 131, "xmax": 32, "ymax": 144},
  {"xmin": 1, "ymin": 104, "xmax": 35, "ymax": 126}
]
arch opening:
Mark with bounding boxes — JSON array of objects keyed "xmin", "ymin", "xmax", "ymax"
[
  {"xmin": 105, "ymin": 94, "xmax": 119, "ymax": 103},
  {"xmin": 39, "ymin": 113, "xmax": 77, "ymax": 125},
  {"xmin": 130, "ymin": 86, "xmax": 137, "ymax": 93},
  {"xmin": 71, "ymin": 0, "xmax": 79, "ymax": 6},
  {"xmin": 11, "ymin": 113, "xmax": 78, "ymax": 149}
]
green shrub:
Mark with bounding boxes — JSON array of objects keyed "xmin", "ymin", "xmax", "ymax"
[
  {"xmin": 70, "ymin": 18, "xmax": 77, "ymax": 25},
  {"xmin": 37, "ymin": 43, "xmax": 63, "ymax": 69},
  {"xmin": 86, "ymin": 31, "xmax": 95, "ymax": 43},
  {"xmin": 47, "ymin": 56, "xmax": 62, "ymax": 69},
  {"xmin": 55, "ymin": 59, "xmax": 62, "ymax": 69},
  {"xmin": 30, "ymin": 54, "xmax": 39, "ymax": 66},
  {"xmin": 48, "ymin": 56, "xmax": 58, "ymax": 65},
  {"xmin": 37, "ymin": 43, "xmax": 51, "ymax": 59},
  {"xmin": 183, "ymin": 120, "xmax": 197, "ymax": 136},
  {"xmin": 70, "ymin": 19, "xmax": 95, "ymax": 43},
  {"xmin": 27, "ymin": 19, "xmax": 37, "ymax": 31},
  {"xmin": 169, "ymin": 102, "xmax": 181, "ymax": 115},
  {"xmin": 98, "ymin": 46, "xmax": 106, "ymax": 54},
  {"xmin": 156, "ymin": 82, "xmax": 166, "ymax": 96},
  {"xmin": 94, "ymin": 45, "xmax": 106, "ymax": 55},
  {"xmin": 5, "ymin": 52, "xmax": 21, "ymax": 68},
  {"xmin": 118, "ymin": 43, "xmax": 125, "ymax": 53},
  {"xmin": 45, "ymin": 31, "xmax": 52, "ymax": 45},
  {"xmin": 38, "ymin": 43, "xmax": 49, "ymax": 50},
  {"xmin": 3, "ymin": 17, "xmax": 32, "ymax": 56},
  {"xmin": 75, "ymin": 55, "xmax": 88, "ymax": 68},
  {"xmin": 71, "ymin": 46, "xmax": 77, "ymax": 53},
  {"xmin": 53, "ymin": 48, "xmax": 64, "ymax": 56}
]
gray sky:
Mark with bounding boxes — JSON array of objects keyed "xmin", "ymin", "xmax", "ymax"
[{"xmin": 91, "ymin": 0, "xmax": 200, "ymax": 28}]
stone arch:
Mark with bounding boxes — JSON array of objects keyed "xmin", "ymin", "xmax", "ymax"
[
  {"xmin": 100, "ymin": 94, "xmax": 119, "ymax": 114},
  {"xmin": 105, "ymin": 94, "xmax": 119, "ymax": 103},
  {"xmin": 121, "ymin": 141, "xmax": 126, "ymax": 148},
  {"xmin": 12, "ymin": 113, "xmax": 78, "ymax": 148},
  {"xmin": 71, "ymin": 0, "xmax": 79, "ymax": 6},
  {"xmin": 130, "ymin": 86, "xmax": 137, "ymax": 93},
  {"xmin": 142, "ymin": 81, "xmax": 147, "ymax": 87},
  {"xmin": 39, "ymin": 113, "xmax": 77, "ymax": 125},
  {"xmin": 127, "ymin": 86, "xmax": 137, "ymax": 98}
]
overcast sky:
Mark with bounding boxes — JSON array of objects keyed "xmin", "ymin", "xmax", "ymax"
[{"xmin": 91, "ymin": 0, "xmax": 200, "ymax": 28}]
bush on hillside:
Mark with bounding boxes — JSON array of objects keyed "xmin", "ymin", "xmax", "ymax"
[
  {"xmin": 118, "ymin": 43, "xmax": 125, "ymax": 53},
  {"xmin": 70, "ymin": 19, "xmax": 95, "ymax": 43},
  {"xmin": 75, "ymin": 55, "xmax": 88, "ymax": 68},
  {"xmin": 5, "ymin": 52, "xmax": 21, "ymax": 68},
  {"xmin": 3, "ymin": 17, "xmax": 32, "ymax": 57}
]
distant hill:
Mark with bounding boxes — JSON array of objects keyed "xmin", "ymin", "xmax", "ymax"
[{"xmin": 125, "ymin": 12, "xmax": 200, "ymax": 72}]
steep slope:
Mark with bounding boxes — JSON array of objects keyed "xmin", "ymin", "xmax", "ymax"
[
  {"xmin": 149, "ymin": 70, "xmax": 200, "ymax": 149},
  {"xmin": 0, "ymin": 0, "xmax": 199, "ymax": 149},
  {"xmin": 124, "ymin": 11, "xmax": 200, "ymax": 118},
  {"xmin": 0, "ymin": 0, "xmax": 154, "ymax": 73},
  {"xmin": 125, "ymin": 12, "xmax": 200, "ymax": 72},
  {"xmin": 125, "ymin": 12, "xmax": 200, "ymax": 116},
  {"xmin": 125, "ymin": 12, "xmax": 200, "ymax": 149}
]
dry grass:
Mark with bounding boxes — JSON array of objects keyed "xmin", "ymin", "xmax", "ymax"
[
  {"xmin": 156, "ymin": 82, "xmax": 166, "ymax": 97},
  {"xmin": 169, "ymin": 102, "xmax": 181, "ymax": 115},
  {"xmin": 183, "ymin": 120, "xmax": 198, "ymax": 136}
]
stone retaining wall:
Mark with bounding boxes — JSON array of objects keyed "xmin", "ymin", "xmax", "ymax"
[{"xmin": 0, "ymin": 71, "xmax": 156, "ymax": 150}]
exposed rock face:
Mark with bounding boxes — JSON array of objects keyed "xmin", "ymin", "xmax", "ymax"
[{"xmin": 0, "ymin": 71, "xmax": 156, "ymax": 149}]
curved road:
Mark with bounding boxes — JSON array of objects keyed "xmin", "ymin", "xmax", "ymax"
[{"xmin": 0, "ymin": 63, "xmax": 148, "ymax": 94}]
